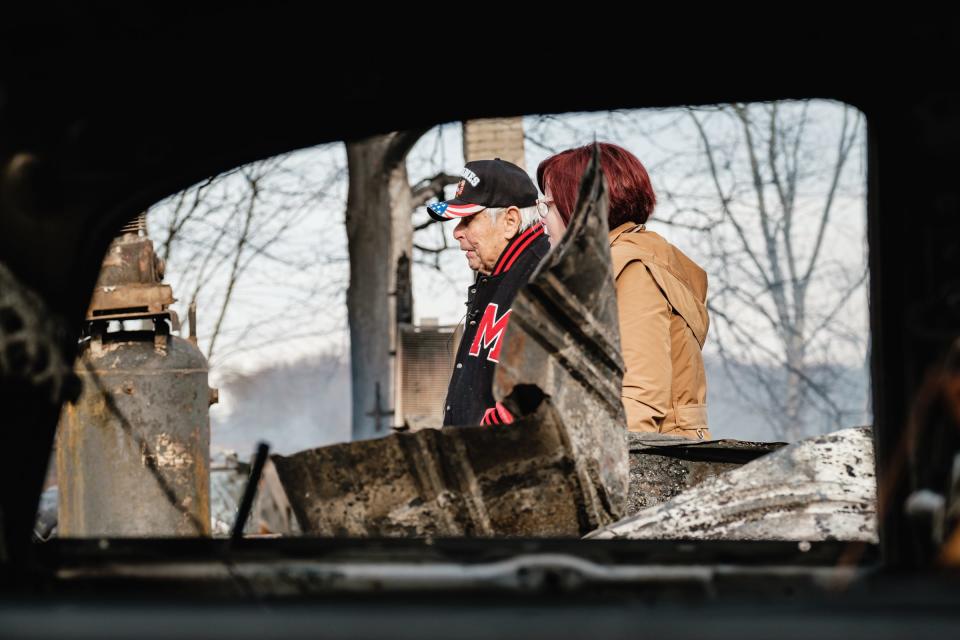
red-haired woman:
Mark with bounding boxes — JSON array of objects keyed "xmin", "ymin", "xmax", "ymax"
[{"xmin": 536, "ymin": 143, "xmax": 711, "ymax": 439}]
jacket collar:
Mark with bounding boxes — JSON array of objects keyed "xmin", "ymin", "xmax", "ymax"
[
  {"xmin": 490, "ymin": 223, "xmax": 545, "ymax": 276},
  {"xmin": 609, "ymin": 221, "xmax": 646, "ymax": 245}
]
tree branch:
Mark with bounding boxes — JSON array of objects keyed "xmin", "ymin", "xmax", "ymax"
[{"xmin": 411, "ymin": 172, "xmax": 461, "ymax": 208}]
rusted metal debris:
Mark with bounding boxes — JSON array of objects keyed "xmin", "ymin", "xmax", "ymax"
[
  {"xmin": 273, "ymin": 395, "xmax": 614, "ymax": 537},
  {"xmin": 627, "ymin": 434, "xmax": 786, "ymax": 514},
  {"xmin": 587, "ymin": 426, "xmax": 878, "ymax": 542},
  {"xmin": 57, "ymin": 217, "xmax": 216, "ymax": 537},
  {"xmin": 250, "ymin": 431, "xmax": 787, "ymax": 539},
  {"xmin": 85, "ymin": 213, "xmax": 177, "ymax": 326},
  {"xmin": 273, "ymin": 150, "xmax": 629, "ymax": 537},
  {"xmin": 211, "ymin": 453, "xmax": 301, "ymax": 537}
]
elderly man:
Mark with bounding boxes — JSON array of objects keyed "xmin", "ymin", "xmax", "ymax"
[{"xmin": 426, "ymin": 159, "xmax": 549, "ymax": 427}]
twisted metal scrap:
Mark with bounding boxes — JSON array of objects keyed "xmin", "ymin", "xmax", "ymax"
[{"xmin": 494, "ymin": 145, "xmax": 629, "ymax": 518}]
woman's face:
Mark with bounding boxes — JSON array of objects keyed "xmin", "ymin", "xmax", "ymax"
[{"xmin": 538, "ymin": 185, "xmax": 567, "ymax": 248}]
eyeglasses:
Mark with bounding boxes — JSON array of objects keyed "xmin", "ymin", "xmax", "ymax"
[{"xmin": 536, "ymin": 197, "xmax": 554, "ymax": 219}]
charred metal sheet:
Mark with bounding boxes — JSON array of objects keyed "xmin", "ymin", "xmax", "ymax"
[
  {"xmin": 273, "ymin": 395, "xmax": 613, "ymax": 537},
  {"xmin": 588, "ymin": 426, "xmax": 878, "ymax": 542},
  {"xmin": 627, "ymin": 434, "xmax": 786, "ymax": 514},
  {"xmin": 493, "ymin": 146, "xmax": 629, "ymax": 518}
]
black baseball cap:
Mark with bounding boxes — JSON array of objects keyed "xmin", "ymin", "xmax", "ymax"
[{"xmin": 426, "ymin": 158, "xmax": 538, "ymax": 222}]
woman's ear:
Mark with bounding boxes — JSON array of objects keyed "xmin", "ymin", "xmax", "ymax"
[{"xmin": 502, "ymin": 206, "xmax": 521, "ymax": 239}]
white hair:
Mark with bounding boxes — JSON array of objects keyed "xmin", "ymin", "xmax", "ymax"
[{"xmin": 485, "ymin": 205, "xmax": 540, "ymax": 232}]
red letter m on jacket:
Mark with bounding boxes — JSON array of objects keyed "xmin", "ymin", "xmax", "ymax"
[{"xmin": 469, "ymin": 303, "xmax": 511, "ymax": 363}]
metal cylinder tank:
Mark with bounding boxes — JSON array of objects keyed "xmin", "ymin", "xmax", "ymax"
[
  {"xmin": 57, "ymin": 214, "xmax": 215, "ymax": 537},
  {"xmin": 57, "ymin": 328, "xmax": 214, "ymax": 536}
]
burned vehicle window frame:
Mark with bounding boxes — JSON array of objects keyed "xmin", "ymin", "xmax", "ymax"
[
  {"xmin": 41, "ymin": 117, "xmax": 877, "ymax": 553},
  {"xmin": 2, "ymin": 11, "xmax": 957, "ymax": 618}
]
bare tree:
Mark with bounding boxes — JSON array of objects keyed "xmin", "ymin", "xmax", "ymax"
[
  {"xmin": 344, "ymin": 130, "xmax": 462, "ymax": 440},
  {"xmin": 151, "ymin": 128, "xmax": 463, "ymax": 442},
  {"xmin": 682, "ymin": 102, "xmax": 866, "ymax": 440},
  {"xmin": 148, "ymin": 148, "xmax": 349, "ymax": 374}
]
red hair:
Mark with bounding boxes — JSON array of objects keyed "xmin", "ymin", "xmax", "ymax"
[{"xmin": 536, "ymin": 143, "xmax": 656, "ymax": 228}]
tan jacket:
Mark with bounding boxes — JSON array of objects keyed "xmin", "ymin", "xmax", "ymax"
[{"xmin": 609, "ymin": 222, "xmax": 711, "ymax": 440}]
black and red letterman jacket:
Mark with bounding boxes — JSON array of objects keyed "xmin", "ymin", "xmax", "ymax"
[{"xmin": 442, "ymin": 223, "xmax": 550, "ymax": 427}]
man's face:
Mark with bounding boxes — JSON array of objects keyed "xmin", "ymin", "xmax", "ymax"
[{"xmin": 452, "ymin": 208, "xmax": 516, "ymax": 274}]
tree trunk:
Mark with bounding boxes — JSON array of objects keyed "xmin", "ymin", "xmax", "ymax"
[
  {"xmin": 345, "ymin": 134, "xmax": 415, "ymax": 441},
  {"xmin": 783, "ymin": 331, "xmax": 807, "ymax": 441}
]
